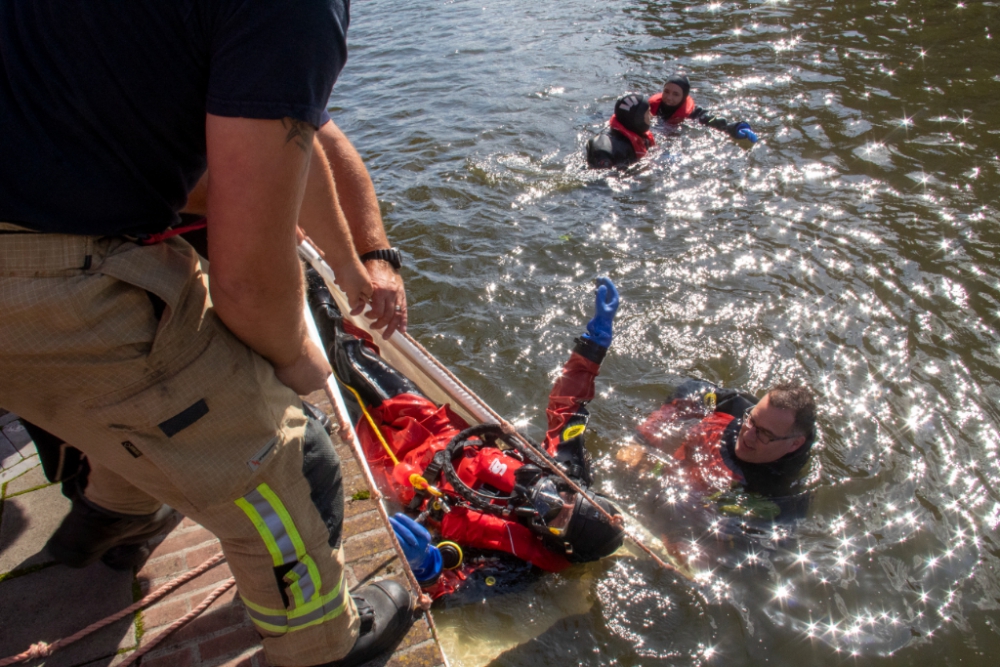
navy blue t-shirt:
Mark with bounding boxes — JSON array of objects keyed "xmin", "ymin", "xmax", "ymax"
[{"xmin": 0, "ymin": 0, "xmax": 348, "ymax": 236}]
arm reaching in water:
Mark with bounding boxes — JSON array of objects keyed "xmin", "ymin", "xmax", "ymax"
[
  {"xmin": 544, "ymin": 279, "xmax": 620, "ymax": 480},
  {"xmin": 689, "ymin": 107, "xmax": 759, "ymax": 142}
]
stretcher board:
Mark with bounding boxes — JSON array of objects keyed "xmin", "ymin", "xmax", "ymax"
[{"xmin": 300, "ymin": 245, "xmax": 695, "ymax": 666}]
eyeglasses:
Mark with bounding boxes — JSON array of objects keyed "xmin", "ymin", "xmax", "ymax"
[{"xmin": 741, "ymin": 407, "xmax": 802, "ymax": 445}]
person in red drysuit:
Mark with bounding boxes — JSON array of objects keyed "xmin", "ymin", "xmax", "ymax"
[
  {"xmin": 633, "ymin": 379, "xmax": 816, "ymax": 498},
  {"xmin": 307, "ymin": 273, "xmax": 626, "ymax": 595}
]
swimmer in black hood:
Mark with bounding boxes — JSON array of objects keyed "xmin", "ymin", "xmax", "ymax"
[
  {"xmin": 585, "ymin": 94, "xmax": 655, "ymax": 169},
  {"xmin": 650, "ymin": 74, "xmax": 758, "ymax": 141}
]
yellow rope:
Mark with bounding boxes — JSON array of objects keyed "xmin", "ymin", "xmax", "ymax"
[{"xmin": 337, "ymin": 379, "xmax": 400, "ymax": 466}]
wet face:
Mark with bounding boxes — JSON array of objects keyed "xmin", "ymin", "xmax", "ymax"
[
  {"xmin": 662, "ymin": 83, "xmax": 685, "ymax": 107},
  {"xmin": 644, "ymin": 109, "xmax": 653, "ymax": 128},
  {"xmin": 734, "ymin": 394, "xmax": 807, "ymax": 464}
]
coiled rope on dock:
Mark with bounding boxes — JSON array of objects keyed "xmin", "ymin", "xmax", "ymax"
[{"xmin": 0, "ymin": 553, "xmax": 233, "ymax": 667}]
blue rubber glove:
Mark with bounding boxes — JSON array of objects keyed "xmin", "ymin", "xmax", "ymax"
[
  {"xmin": 389, "ymin": 513, "xmax": 442, "ymax": 581},
  {"xmin": 581, "ymin": 277, "xmax": 620, "ymax": 349},
  {"xmin": 731, "ymin": 122, "xmax": 758, "ymax": 143}
]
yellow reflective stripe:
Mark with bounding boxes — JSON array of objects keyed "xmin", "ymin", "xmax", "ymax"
[
  {"xmin": 238, "ymin": 484, "xmax": 330, "ymax": 617},
  {"xmin": 286, "ymin": 569, "xmax": 306, "ymax": 608},
  {"xmin": 302, "ymin": 555, "xmax": 322, "ymax": 602},
  {"xmin": 562, "ymin": 423, "xmax": 586, "ymax": 440},
  {"xmin": 288, "ymin": 572, "xmax": 343, "ymax": 621},
  {"xmin": 234, "ymin": 497, "xmax": 284, "ymax": 567},
  {"xmin": 286, "ymin": 577, "xmax": 348, "ymax": 631},
  {"xmin": 242, "ymin": 595, "xmax": 285, "ymax": 616},
  {"xmin": 241, "ymin": 575, "xmax": 348, "ymax": 635},
  {"xmin": 241, "ymin": 596, "xmax": 290, "ymax": 633},
  {"xmin": 257, "ymin": 484, "xmax": 308, "ymax": 561},
  {"xmin": 255, "ymin": 484, "xmax": 324, "ymax": 594},
  {"xmin": 288, "ymin": 598, "xmax": 350, "ymax": 632}
]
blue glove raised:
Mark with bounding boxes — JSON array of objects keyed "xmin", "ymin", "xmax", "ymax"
[
  {"xmin": 730, "ymin": 122, "xmax": 758, "ymax": 143},
  {"xmin": 581, "ymin": 277, "xmax": 620, "ymax": 349},
  {"xmin": 389, "ymin": 513, "xmax": 442, "ymax": 581}
]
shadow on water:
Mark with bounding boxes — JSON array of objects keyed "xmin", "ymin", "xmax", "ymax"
[{"xmin": 336, "ymin": 0, "xmax": 1000, "ymax": 664}]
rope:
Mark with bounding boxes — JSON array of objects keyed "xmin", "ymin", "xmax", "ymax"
[
  {"xmin": 0, "ymin": 552, "xmax": 227, "ymax": 667},
  {"xmin": 122, "ymin": 578, "xmax": 236, "ymax": 667},
  {"xmin": 338, "ymin": 379, "xmax": 400, "ymax": 466},
  {"xmin": 401, "ymin": 332, "xmax": 685, "ymax": 578},
  {"xmin": 321, "ymin": 376, "xmax": 445, "ymax": 667}
]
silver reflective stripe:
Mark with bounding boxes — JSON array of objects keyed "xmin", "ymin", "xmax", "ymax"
[
  {"xmin": 244, "ymin": 487, "xmax": 297, "ymax": 564},
  {"xmin": 243, "ymin": 604, "xmax": 289, "ymax": 632}
]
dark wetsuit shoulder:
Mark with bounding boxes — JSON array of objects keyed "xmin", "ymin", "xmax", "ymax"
[
  {"xmin": 714, "ymin": 388, "xmax": 758, "ymax": 418},
  {"xmin": 586, "ymin": 128, "xmax": 638, "ymax": 168}
]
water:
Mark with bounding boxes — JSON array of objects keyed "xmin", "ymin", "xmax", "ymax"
[{"xmin": 332, "ymin": 1, "xmax": 1000, "ymax": 664}]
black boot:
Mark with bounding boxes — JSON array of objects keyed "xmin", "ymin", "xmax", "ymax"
[
  {"xmin": 46, "ymin": 494, "xmax": 182, "ymax": 570},
  {"xmin": 317, "ymin": 580, "xmax": 414, "ymax": 667}
]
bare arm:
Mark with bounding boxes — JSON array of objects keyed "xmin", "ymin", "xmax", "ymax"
[
  {"xmin": 298, "ymin": 133, "xmax": 373, "ymax": 315},
  {"xmin": 190, "ymin": 120, "xmax": 406, "ymax": 337},
  {"xmin": 205, "ymin": 115, "xmax": 330, "ymax": 394},
  {"xmin": 316, "ymin": 120, "xmax": 407, "ymax": 337}
]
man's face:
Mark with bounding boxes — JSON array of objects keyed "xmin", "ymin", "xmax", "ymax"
[
  {"xmin": 644, "ymin": 109, "xmax": 653, "ymax": 128},
  {"xmin": 662, "ymin": 83, "xmax": 685, "ymax": 107},
  {"xmin": 734, "ymin": 394, "xmax": 806, "ymax": 464}
]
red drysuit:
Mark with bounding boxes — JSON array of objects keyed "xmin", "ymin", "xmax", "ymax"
[
  {"xmin": 355, "ymin": 347, "xmax": 603, "ymax": 574},
  {"xmin": 648, "ymin": 93, "xmax": 697, "ymax": 123}
]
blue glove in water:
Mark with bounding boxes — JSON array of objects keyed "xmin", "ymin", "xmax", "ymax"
[
  {"xmin": 731, "ymin": 122, "xmax": 758, "ymax": 143},
  {"xmin": 582, "ymin": 277, "xmax": 620, "ymax": 349},
  {"xmin": 390, "ymin": 513, "xmax": 442, "ymax": 581}
]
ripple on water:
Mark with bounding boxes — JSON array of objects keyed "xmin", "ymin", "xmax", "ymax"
[{"xmin": 336, "ymin": 0, "xmax": 1000, "ymax": 663}]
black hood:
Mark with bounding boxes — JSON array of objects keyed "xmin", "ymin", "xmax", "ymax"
[
  {"xmin": 614, "ymin": 94, "xmax": 651, "ymax": 134},
  {"xmin": 657, "ymin": 74, "xmax": 691, "ymax": 119}
]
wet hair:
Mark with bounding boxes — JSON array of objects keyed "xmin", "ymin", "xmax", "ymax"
[
  {"xmin": 614, "ymin": 94, "xmax": 651, "ymax": 134},
  {"xmin": 663, "ymin": 74, "xmax": 690, "ymax": 97},
  {"xmin": 766, "ymin": 381, "xmax": 817, "ymax": 440}
]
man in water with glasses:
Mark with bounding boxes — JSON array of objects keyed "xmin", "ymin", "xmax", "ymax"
[{"xmin": 632, "ymin": 380, "xmax": 817, "ymax": 499}]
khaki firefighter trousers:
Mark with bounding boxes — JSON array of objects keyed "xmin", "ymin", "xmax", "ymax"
[{"xmin": 0, "ymin": 227, "xmax": 358, "ymax": 666}]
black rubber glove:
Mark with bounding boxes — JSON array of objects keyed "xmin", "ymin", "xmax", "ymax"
[{"xmin": 704, "ymin": 115, "xmax": 730, "ymax": 130}]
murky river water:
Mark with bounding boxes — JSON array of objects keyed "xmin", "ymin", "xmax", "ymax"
[{"xmin": 333, "ymin": 1, "xmax": 1000, "ymax": 664}]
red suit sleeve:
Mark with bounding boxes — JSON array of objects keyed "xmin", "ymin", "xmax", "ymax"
[
  {"xmin": 543, "ymin": 350, "xmax": 601, "ymax": 455},
  {"xmin": 440, "ymin": 507, "xmax": 571, "ymax": 572},
  {"xmin": 637, "ymin": 402, "xmax": 685, "ymax": 452},
  {"xmin": 638, "ymin": 397, "xmax": 708, "ymax": 453},
  {"xmin": 677, "ymin": 412, "xmax": 740, "ymax": 492}
]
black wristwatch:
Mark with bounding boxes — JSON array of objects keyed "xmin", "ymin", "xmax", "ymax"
[{"xmin": 359, "ymin": 247, "xmax": 402, "ymax": 270}]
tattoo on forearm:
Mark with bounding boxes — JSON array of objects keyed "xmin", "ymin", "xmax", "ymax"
[{"xmin": 281, "ymin": 117, "xmax": 314, "ymax": 153}]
